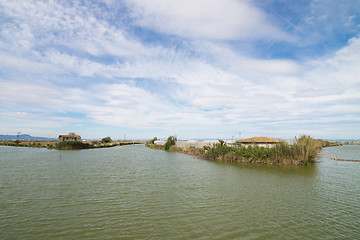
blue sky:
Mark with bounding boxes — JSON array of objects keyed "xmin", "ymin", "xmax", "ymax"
[{"xmin": 0, "ymin": 0, "xmax": 359, "ymax": 140}]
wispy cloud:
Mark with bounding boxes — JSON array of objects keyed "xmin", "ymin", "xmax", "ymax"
[
  {"xmin": 126, "ymin": 0, "xmax": 293, "ymax": 41},
  {"xmin": 0, "ymin": 0, "xmax": 359, "ymax": 139}
]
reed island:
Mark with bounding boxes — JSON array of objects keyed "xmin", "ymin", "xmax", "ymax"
[{"xmin": 146, "ymin": 135, "xmax": 340, "ymax": 166}]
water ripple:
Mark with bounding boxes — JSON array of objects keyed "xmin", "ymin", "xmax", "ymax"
[{"xmin": 1, "ymin": 145, "xmax": 359, "ymax": 239}]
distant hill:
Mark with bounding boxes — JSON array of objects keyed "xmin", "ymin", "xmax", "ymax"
[{"xmin": 0, "ymin": 134, "xmax": 57, "ymax": 140}]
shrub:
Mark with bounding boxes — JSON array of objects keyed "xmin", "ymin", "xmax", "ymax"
[
  {"xmin": 202, "ymin": 135, "xmax": 331, "ymax": 165},
  {"xmin": 55, "ymin": 141, "xmax": 90, "ymax": 150},
  {"xmin": 164, "ymin": 136, "xmax": 177, "ymax": 150},
  {"xmin": 101, "ymin": 137, "xmax": 112, "ymax": 143},
  {"xmin": 149, "ymin": 137, "xmax": 158, "ymax": 144}
]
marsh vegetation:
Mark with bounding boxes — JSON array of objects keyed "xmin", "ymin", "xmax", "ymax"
[
  {"xmin": 147, "ymin": 135, "xmax": 340, "ymax": 166},
  {"xmin": 0, "ymin": 139, "xmax": 143, "ymax": 150}
]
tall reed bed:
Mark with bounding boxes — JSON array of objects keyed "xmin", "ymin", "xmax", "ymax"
[{"xmin": 204, "ymin": 136, "xmax": 336, "ymax": 166}]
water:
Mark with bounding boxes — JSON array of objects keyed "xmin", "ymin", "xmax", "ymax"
[{"xmin": 0, "ymin": 145, "xmax": 359, "ymax": 239}]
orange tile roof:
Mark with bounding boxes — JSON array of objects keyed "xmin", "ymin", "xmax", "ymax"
[{"xmin": 235, "ymin": 136, "xmax": 283, "ymax": 143}]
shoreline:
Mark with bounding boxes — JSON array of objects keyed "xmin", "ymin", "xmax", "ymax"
[
  {"xmin": 146, "ymin": 136, "xmax": 341, "ymax": 166},
  {"xmin": 146, "ymin": 143, "xmax": 305, "ymax": 166},
  {"xmin": 0, "ymin": 140, "xmax": 144, "ymax": 150}
]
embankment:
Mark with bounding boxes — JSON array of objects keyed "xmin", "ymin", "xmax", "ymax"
[
  {"xmin": 0, "ymin": 140, "xmax": 143, "ymax": 150},
  {"xmin": 147, "ymin": 136, "xmax": 340, "ymax": 166}
]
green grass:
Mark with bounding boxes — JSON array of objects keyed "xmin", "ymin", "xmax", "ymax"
[
  {"xmin": 1, "ymin": 140, "xmax": 140, "ymax": 150},
  {"xmin": 146, "ymin": 143, "xmax": 166, "ymax": 150},
  {"xmin": 146, "ymin": 136, "xmax": 177, "ymax": 151}
]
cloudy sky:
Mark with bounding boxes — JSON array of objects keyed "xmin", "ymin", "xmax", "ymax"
[{"xmin": 0, "ymin": 0, "xmax": 359, "ymax": 140}]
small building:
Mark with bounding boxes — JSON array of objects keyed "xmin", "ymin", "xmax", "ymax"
[
  {"xmin": 235, "ymin": 136, "xmax": 283, "ymax": 147},
  {"xmin": 58, "ymin": 134, "xmax": 81, "ymax": 142}
]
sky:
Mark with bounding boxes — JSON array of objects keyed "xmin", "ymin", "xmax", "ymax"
[{"xmin": 0, "ymin": 0, "xmax": 359, "ymax": 140}]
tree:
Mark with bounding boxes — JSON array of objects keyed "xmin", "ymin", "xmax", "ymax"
[
  {"xmin": 164, "ymin": 136, "xmax": 177, "ymax": 150},
  {"xmin": 217, "ymin": 139, "xmax": 226, "ymax": 146},
  {"xmin": 150, "ymin": 137, "xmax": 158, "ymax": 144},
  {"xmin": 69, "ymin": 132, "xmax": 76, "ymax": 135},
  {"xmin": 102, "ymin": 137, "xmax": 112, "ymax": 143}
]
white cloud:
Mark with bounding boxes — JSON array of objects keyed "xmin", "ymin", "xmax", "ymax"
[
  {"xmin": 0, "ymin": 81, "xmax": 77, "ymax": 109},
  {"xmin": 126, "ymin": 0, "xmax": 293, "ymax": 41},
  {"xmin": 0, "ymin": 52, "xmax": 62, "ymax": 74},
  {"xmin": 241, "ymin": 59, "xmax": 301, "ymax": 74},
  {"xmin": 0, "ymin": 0, "xmax": 359, "ymax": 139},
  {"xmin": 0, "ymin": 0, "xmax": 153, "ymax": 58},
  {"xmin": 302, "ymin": 36, "xmax": 360, "ymax": 93},
  {"xmin": 3, "ymin": 33, "xmax": 358, "ymax": 138}
]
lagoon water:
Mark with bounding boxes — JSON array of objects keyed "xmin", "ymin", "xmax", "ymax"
[{"xmin": 1, "ymin": 145, "xmax": 359, "ymax": 239}]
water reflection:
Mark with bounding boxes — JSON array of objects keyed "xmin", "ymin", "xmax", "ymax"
[
  {"xmin": 0, "ymin": 145, "xmax": 359, "ymax": 239},
  {"xmin": 217, "ymin": 159, "xmax": 318, "ymax": 177}
]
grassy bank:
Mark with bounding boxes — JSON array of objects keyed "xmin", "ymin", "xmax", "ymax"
[
  {"xmin": 55, "ymin": 141, "xmax": 90, "ymax": 150},
  {"xmin": 0, "ymin": 140, "xmax": 143, "ymax": 150},
  {"xmin": 0, "ymin": 140, "xmax": 57, "ymax": 148},
  {"xmin": 147, "ymin": 136, "xmax": 340, "ymax": 166}
]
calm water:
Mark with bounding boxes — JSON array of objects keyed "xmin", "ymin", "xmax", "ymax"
[{"xmin": 1, "ymin": 145, "xmax": 359, "ymax": 239}]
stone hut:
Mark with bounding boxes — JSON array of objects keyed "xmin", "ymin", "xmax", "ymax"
[
  {"xmin": 58, "ymin": 134, "xmax": 81, "ymax": 142},
  {"xmin": 236, "ymin": 136, "xmax": 283, "ymax": 147}
]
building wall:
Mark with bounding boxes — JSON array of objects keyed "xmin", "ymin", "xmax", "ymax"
[
  {"xmin": 154, "ymin": 140, "xmax": 233, "ymax": 148},
  {"xmin": 154, "ymin": 140, "xmax": 281, "ymax": 149},
  {"xmin": 175, "ymin": 140, "xmax": 219, "ymax": 148},
  {"xmin": 240, "ymin": 143, "xmax": 279, "ymax": 148},
  {"xmin": 58, "ymin": 135, "xmax": 81, "ymax": 142}
]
